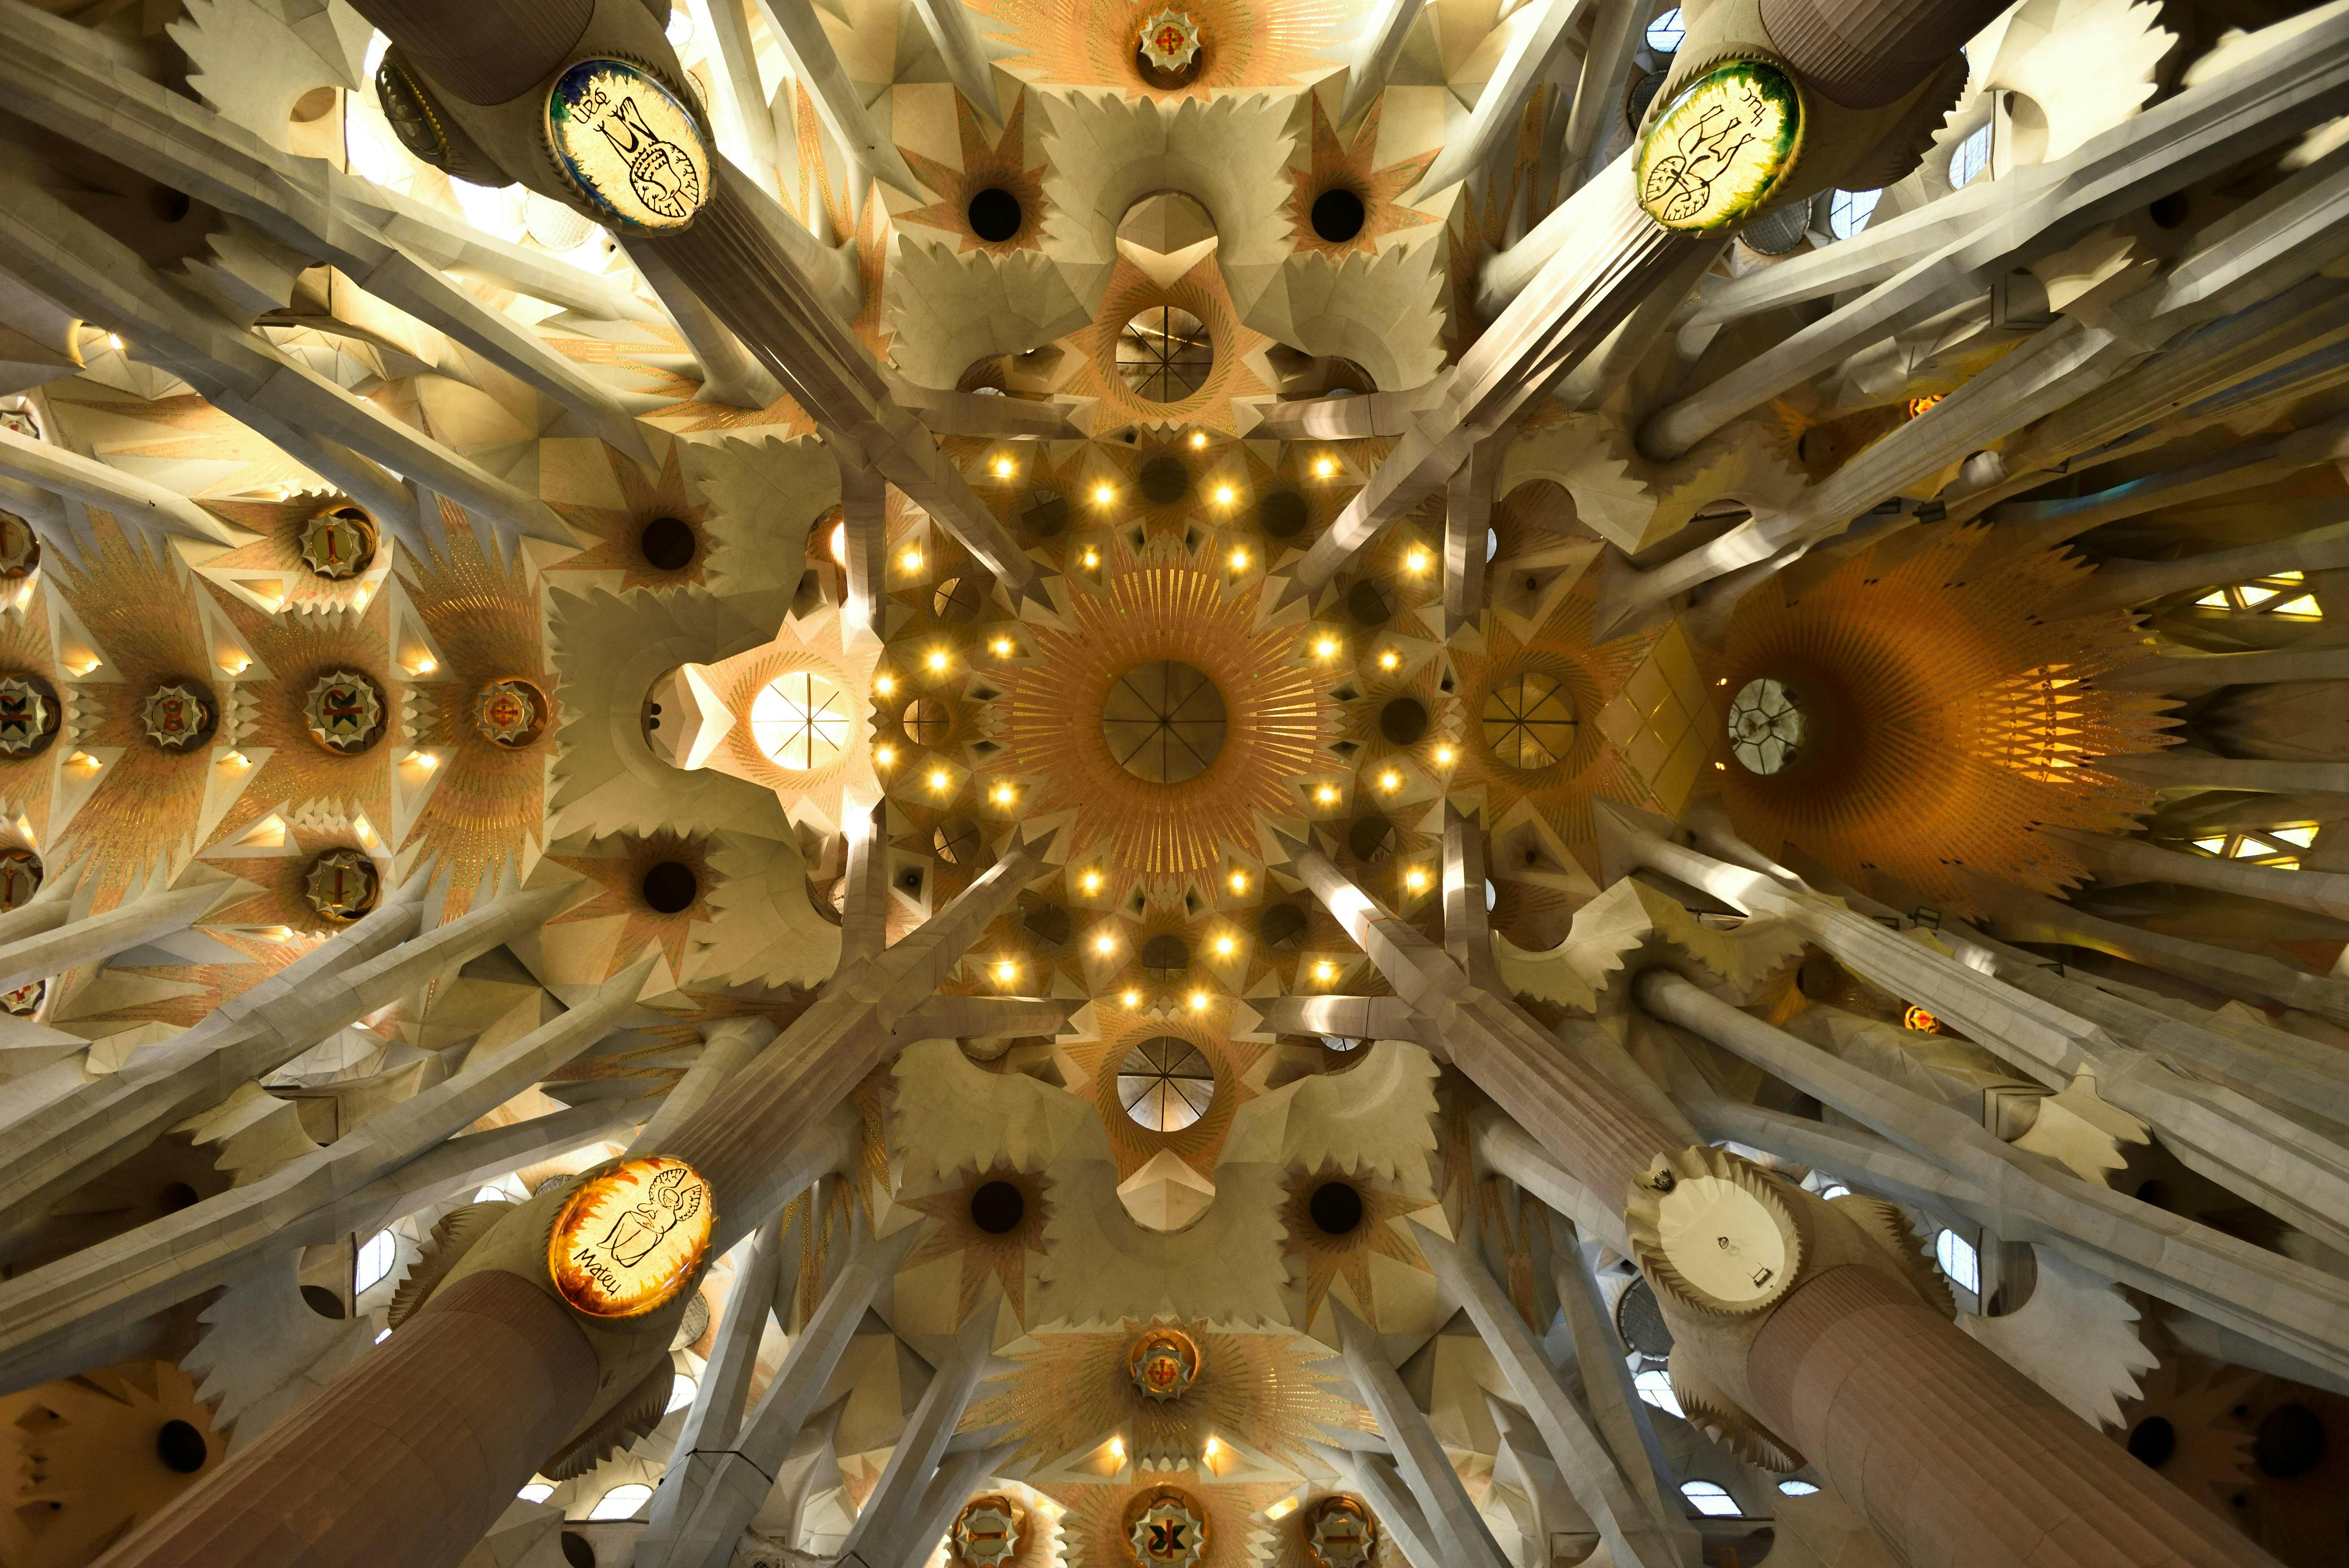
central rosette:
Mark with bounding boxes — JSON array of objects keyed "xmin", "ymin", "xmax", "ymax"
[
  {"xmin": 978, "ymin": 547, "xmax": 1337, "ymax": 889},
  {"xmin": 1101, "ymin": 660, "xmax": 1227, "ymax": 783}
]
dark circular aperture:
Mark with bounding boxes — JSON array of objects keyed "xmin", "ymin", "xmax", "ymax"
[
  {"xmin": 1257, "ymin": 902, "xmax": 1308, "ymax": 950},
  {"xmin": 642, "ymin": 861, "xmax": 699, "ymax": 914},
  {"xmin": 640, "ymin": 515, "xmax": 696, "ymax": 571},
  {"xmin": 1140, "ymin": 933, "xmax": 1191, "ymax": 980},
  {"xmin": 1138, "ymin": 454, "xmax": 1191, "ymax": 505},
  {"xmin": 1023, "ymin": 902, "xmax": 1073, "ymax": 949},
  {"xmin": 968, "ymin": 187, "xmax": 1023, "ymax": 242},
  {"xmin": 1379, "ymin": 697, "xmax": 1429, "ymax": 745},
  {"xmin": 2126, "ymin": 1416, "xmax": 2177, "ymax": 1469},
  {"xmin": 970, "ymin": 1180, "xmax": 1025, "ymax": 1234},
  {"xmin": 1309, "ymin": 1180, "xmax": 1363, "ymax": 1235},
  {"xmin": 1347, "ymin": 579, "xmax": 1396, "ymax": 626},
  {"xmin": 561, "ymin": 1532, "xmax": 598, "ymax": 1568},
  {"xmin": 156, "ymin": 1419, "xmax": 208, "ymax": 1474},
  {"xmin": 1310, "ymin": 188, "xmax": 1366, "ymax": 244},
  {"xmin": 1347, "ymin": 816, "xmax": 1394, "ymax": 863},
  {"xmin": 1258, "ymin": 490, "xmax": 1308, "ymax": 539},
  {"xmin": 2254, "ymin": 1403, "xmax": 2326, "ymax": 1478}
]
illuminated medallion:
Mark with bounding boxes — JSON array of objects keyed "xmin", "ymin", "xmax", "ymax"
[
  {"xmin": 304, "ymin": 849, "xmax": 381, "ymax": 924},
  {"xmin": 0, "ymin": 847, "xmax": 42, "ymax": 911},
  {"xmin": 475, "ymin": 678, "xmax": 551, "ymax": 749},
  {"xmin": 1626, "ymin": 1145, "xmax": 1808, "ymax": 1317},
  {"xmin": 303, "ymin": 670, "xmax": 385, "ymax": 753},
  {"xmin": 0, "ymin": 408, "xmax": 39, "ymax": 440},
  {"xmin": 142, "ymin": 682, "xmax": 215, "ymax": 751},
  {"xmin": 544, "ymin": 59, "xmax": 711, "ymax": 232},
  {"xmin": 1306, "ymin": 1497, "xmax": 1376, "ymax": 1568},
  {"xmin": 1, "ymin": 978, "xmax": 41, "ymax": 1017},
  {"xmin": 1128, "ymin": 1490, "xmax": 1206, "ymax": 1568},
  {"xmin": 952, "ymin": 1495, "xmax": 1025, "ymax": 1568},
  {"xmin": 0, "ymin": 676, "xmax": 56, "ymax": 755},
  {"xmin": 548, "ymin": 1155, "xmax": 716, "ymax": 1319},
  {"xmin": 299, "ymin": 505, "xmax": 376, "ymax": 580},
  {"xmin": 1902, "ymin": 1005, "xmax": 1942, "ymax": 1035},
  {"xmin": 0, "ymin": 511, "xmax": 39, "ymax": 578},
  {"xmin": 1127, "ymin": 1326, "xmax": 1202, "ymax": 1401},
  {"xmin": 1137, "ymin": 9, "xmax": 1202, "ymax": 74},
  {"xmin": 1727, "ymin": 677, "xmax": 1804, "ymax": 775},
  {"xmin": 1634, "ymin": 61, "xmax": 1803, "ymax": 232}
]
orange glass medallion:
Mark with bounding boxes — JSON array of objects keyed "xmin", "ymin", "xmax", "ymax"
[{"xmin": 547, "ymin": 1156, "xmax": 716, "ymax": 1319}]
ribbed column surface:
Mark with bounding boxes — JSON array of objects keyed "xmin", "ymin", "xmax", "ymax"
[
  {"xmin": 344, "ymin": 0, "xmax": 593, "ymax": 104},
  {"xmin": 1749, "ymin": 1265, "xmax": 2275, "ymax": 1568},
  {"xmin": 1758, "ymin": 0, "xmax": 2008, "ymax": 107},
  {"xmin": 94, "ymin": 1271, "xmax": 597, "ymax": 1568}
]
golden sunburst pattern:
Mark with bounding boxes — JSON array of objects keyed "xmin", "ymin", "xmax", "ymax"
[
  {"xmin": 545, "ymin": 830, "xmax": 715, "ymax": 980},
  {"xmin": 899, "ymin": 91, "xmax": 1050, "ymax": 255},
  {"xmin": 1043, "ymin": 1479, "xmax": 1297, "ymax": 1568},
  {"xmin": 1445, "ymin": 567, "xmax": 1670, "ymax": 885},
  {"xmin": 1281, "ymin": 1165, "xmax": 1434, "ymax": 1327},
  {"xmin": 48, "ymin": 517, "xmax": 221, "ymax": 902},
  {"xmin": 1718, "ymin": 522, "xmax": 2171, "ymax": 914},
  {"xmin": 1285, "ymin": 96, "xmax": 1437, "ymax": 258},
  {"xmin": 189, "ymin": 492, "xmax": 385, "ymax": 616},
  {"xmin": 547, "ymin": 441, "xmax": 709, "ymax": 588},
  {"xmin": 397, "ymin": 505, "xmax": 554, "ymax": 914},
  {"xmin": 0, "ymin": 586, "xmax": 59, "ymax": 846},
  {"xmin": 977, "ymin": 538, "xmax": 1337, "ymax": 887},
  {"xmin": 901, "ymin": 1164, "xmax": 1053, "ymax": 1324},
  {"xmin": 968, "ymin": 1318, "xmax": 1367, "ymax": 1470},
  {"xmin": 969, "ymin": 0, "xmax": 1350, "ymax": 98},
  {"xmin": 1068, "ymin": 255, "xmax": 1272, "ymax": 433}
]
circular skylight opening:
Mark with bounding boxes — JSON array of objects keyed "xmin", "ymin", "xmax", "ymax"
[
  {"xmin": 751, "ymin": 672, "xmax": 851, "ymax": 771},
  {"xmin": 1727, "ymin": 677, "xmax": 1805, "ymax": 775},
  {"xmin": 1117, "ymin": 306, "xmax": 1213, "ymax": 402},
  {"xmin": 1118, "ymin": 1036, "xmax": 1217, "ymax": 1131},
  {"xmin": 1645, "ymin": 7, "xmax": 1684, "ymax": 53},
  {"xmin": 1482, "ymin": 671, "xmax": 1576, "ymax": 769},
  {"xmin": 1102, "ymin": 661, "xmax": 1227, "ymax": 782}
]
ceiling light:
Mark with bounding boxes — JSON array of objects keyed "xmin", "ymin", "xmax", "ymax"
[
  {"xmin": 875, "ymin": 745, "xmax": 896, "ymax": 765},
  {"xmin": 1314, "ymin": 636, "xmax": 1339, "ymax": 658},
  {"xmin": 1228, "ymin": 870, "xmax": 1247, "ymax": 893},
  {"xmin": 991, "ymin": 784, "xmax": 1015, "ymax": 804},
  {"xmin": 1404, "ymin": 867, "xmax": 1429, "ymax": 891},
  {"xmin": 1404, "ymin": 547, "xmax": 1429, "ymax": 573},
  {"xmin": 1314, "ymin": 784, "xmax": 1339, "ymax": 805},
  {"xmin": 992, "ymin": 455, "xmax": 1015, "ymax": 478},
  {"xmin": 406, "ymin": 656, "xmax": 435, "ymax": 675},
  {"xmin": 1312, "ymin": 456, "xmax": 1335, "ymax": 478},
  {"xmin": 1093, "ymin": 484, "xmax": 1115, "ymax": 504},
  {"xmin": 989, "ymin": 636, "xmax": 1014, "ymax": 656},
  {"xmin": 1312, "ymin": 960, "xmax": 1336, "ymax": 982},
  {"xmin": 1080, "ymin": 869, "xmax": 1104, "ymax": 893},
  {"xmin": 1433, "ymin": 743, "xmax": 1456, "ymax": 765},
  {"xmin": 1378, "ymin": 770, "xmax": 1400, "ymax": 791},
  {"xmin": 1229, "ymin": 548, "xmax": 1249, "ymax": 569},
  {"xmin": 1213, "ymin": 483, "xmax": 1235, "ymax": 505},
  {"xmin": 1121, "ymin": 989, "xmax": 1140, "ymax": 1007},
  {"xmin": 875, "ymin": 674, "xmax": 896, "ymax": 694},
  {"xmin": 1189, "ymin": 990, "xmax": 1208, "ymax": 1010},
  {"xmin": 830, "ymin": 521, "xmax": 847, "ymax": 563},
  {"xmin": 1213, "ymin": 934, "xmax": 1235, "ymax": 955},
  {"xmin": 928, "ymin": 768, "xmax": 950, "ymax": 791},
  {"xmin": 1190, "ymin": 431, "xmax": 1207, "ymax": 449},
  {"xmin": 901, "ymin": 547, "xmax": 923, "ymax": 570},
  {"xmin": 1081, "ymin": 547, "xmax": 1101, "ymax": 567},
  {"xmin": 994, "ymin": 960, "xmax": 1017, "ymax": 984},
  {"xmin": 1378, "ymin": 649, "xmax": 1400, "ymax": 670},
  {"xmin": 926, "ymin": 650, "xmax": 949, "ymax": 672},
  {"xmin": 1095, "ymin": 932, "xmax": 1117, "ymax": 953}
]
